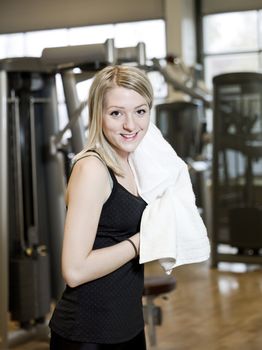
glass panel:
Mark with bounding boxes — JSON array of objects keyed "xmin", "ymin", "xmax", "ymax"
[
  {"xmin": 204, "ymin": 53, "xmax": 259, "ymax": 89},
  {"xmin": 24, "ymin": 29, "xmax": 68, "ymax": 56},
  {"xmin": 0, "ymin": 36, "xmax": 7, "ymax": 58},
  {"xmin": 114, "ymin": 20, "xmax": 166, "ymax": 58},
  {"xmin": 203, "ymin": 11, "xmax": 258, "ymax": 54},
  {"xmin": 68, "ymin": 24, "xmax": 114, "ymax": 45},
  {"xmin": 0, "ymin": 33, "xmax": 24, "ymax": 58},
  {"xmin": 258, "ymin": 10, "xmax": 262, "ymax": 49}
]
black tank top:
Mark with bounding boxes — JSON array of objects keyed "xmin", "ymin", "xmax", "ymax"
[{"xmin": 49, "ymin": 159, "xmax": 147, "ymax": 344}]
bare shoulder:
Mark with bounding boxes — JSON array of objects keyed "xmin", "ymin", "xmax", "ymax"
[
  {"xmin": 67, "ymin": 154, "xmax": 111, "ymax": 203},
  {"xmin": 73, "ymin": 154, "xmax": 107, "ymax": 175}
]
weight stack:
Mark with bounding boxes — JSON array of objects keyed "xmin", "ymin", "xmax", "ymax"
[{"xmin": 9, "ymin": 252, "xmax": 51, "ymax": 328}]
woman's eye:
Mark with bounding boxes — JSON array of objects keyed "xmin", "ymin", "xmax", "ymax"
[
  {"xmin": 110, "ymin": 110, "xmax": 121, "ymax": 118},
  {"xmin": 137, "ymin": 109, "xmax": 146, "ymax": 116}
]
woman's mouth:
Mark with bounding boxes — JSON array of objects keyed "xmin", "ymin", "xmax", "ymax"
[{"xmin": 120, "ymin": 132, "xmax": 139, "ymax": 141}]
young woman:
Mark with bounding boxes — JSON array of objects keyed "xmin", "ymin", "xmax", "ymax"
[{"xmin": 49, "ymin": 65, "xmax": 153, "ymax": 349}]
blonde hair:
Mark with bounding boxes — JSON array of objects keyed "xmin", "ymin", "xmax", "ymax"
[{"xmin": 74, "ymin": 65, "xmax": 154, "ymax": 175}]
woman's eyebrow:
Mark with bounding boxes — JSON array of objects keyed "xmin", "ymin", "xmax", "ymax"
[
  {"xmin": 107, "ymin": 103, "xmax": 147, "ymax": 109},
  {"xmin": 107, "ymin": 105, "xmax": 125, "ymax": 109},
  {"xmin": 106, "ymin": 103, "xmax": 148, "ymax": 110},
  {"xmin": 135, "ymin": 104, "xmax": 148, "ymax": 108}
]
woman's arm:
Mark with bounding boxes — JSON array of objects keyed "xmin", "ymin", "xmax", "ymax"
[{"xmin": 61, "ymin": 156, "xmax": 140, "ymax": 288}]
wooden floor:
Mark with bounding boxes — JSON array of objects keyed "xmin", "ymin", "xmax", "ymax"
[{"xmin": 10, "ymin": 259, "xmax": 262, "ymax": 350}]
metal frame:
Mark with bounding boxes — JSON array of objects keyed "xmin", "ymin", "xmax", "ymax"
[
  {"xmin": 0, "ymin": 70, "xmax": 8, "ymax": 350},
  {"xmin": 0, "ymin": 62, "xmax": 65, "ymax": 349},
  {"xmin": 61, "ymin": 70, "xmax": 86, "ymax": 153},
  {"xmin": 143, "ymin": 295, "xmax": 161, "ymax": 346}
]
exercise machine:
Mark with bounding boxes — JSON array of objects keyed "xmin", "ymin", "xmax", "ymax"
[{"xmin": 211, "ymin": 72, "xmax": 262, "ymax": 266}]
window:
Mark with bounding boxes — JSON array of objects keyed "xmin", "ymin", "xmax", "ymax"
[
  {"xmin": 0, "ymin": 20, "xmax": 165, "ymax": 60},
  {"xmin": 203, "ymin": 10, "xmax": 262, "ymax": 88}
]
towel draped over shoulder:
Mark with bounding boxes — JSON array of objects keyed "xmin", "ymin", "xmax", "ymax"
[{"xmin": 129, "ymin": 123, "xmax": 210, "ymax": 274}]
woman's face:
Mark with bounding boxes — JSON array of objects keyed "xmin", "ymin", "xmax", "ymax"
[{"xmin": 102, "ymin": 86, "xmax": 150, "ymax": 158}]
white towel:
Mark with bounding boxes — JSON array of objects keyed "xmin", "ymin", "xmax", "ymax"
[{"xmin": 129, "ymin": 123, "xmax": 210, "ymax": 274}]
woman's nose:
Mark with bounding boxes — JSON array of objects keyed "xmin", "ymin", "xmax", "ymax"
[{"xmin": 123, "ymin": 115, "xmax": 135, "ymax": 131}]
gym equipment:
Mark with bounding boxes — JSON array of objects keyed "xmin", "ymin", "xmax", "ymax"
[
  {"xmin": 0, "ymin": 39, "xmax": 145, "ymax": 349},
  {"xmin": 155, "ymin": 101, "xmax": 204, "ymax": 162},
  {"xmin": 0, "ymin": 58, "xmax": 66, "ymax": 348},
  {"xmin": 152, "ymin": 57, "xmax": 211, "ymax": 107},
  {"xmin": 211, "ymin": 72, "xmax": 262, "ymax": 266}
]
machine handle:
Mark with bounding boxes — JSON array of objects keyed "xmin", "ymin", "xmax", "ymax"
[
  {"xmin": 8, "ymin": 95, "xmax": 27, "ymax": 252},
  {"xmin": 29, "ymin": 98, "xmax": 40, "ymax": 247}
]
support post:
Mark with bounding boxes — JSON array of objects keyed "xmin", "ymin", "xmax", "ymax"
[
  {"xmin": 61, "ymin": 70, "xmax": 86, "ymax": 153},
  {"xmin": 0, "ymin": 70, "xmax": 8, "ymax": 350}
]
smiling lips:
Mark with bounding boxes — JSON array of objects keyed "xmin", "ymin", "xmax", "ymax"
[{"xmin": 120, "ymin": 132, "xmax": 139, "ymax": 141}]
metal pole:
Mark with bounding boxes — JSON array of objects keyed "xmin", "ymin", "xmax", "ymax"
[
  {"xmin": 137, "ymin": 42, "xmax": 146, "ymax": 66},
  {"xmin": 0, "ymin": 70, "xmax": 8, "ymax": 350},
  {"xmin": 144, "ymin": 296, "xmax": 157, "ymax": 347},
  {"xmin": 105, "ymin": 38, "xmax": 116, "ymax": 65},
  {"xmin": 61, "ymin": 70, "xmax": 86, "ymax": 153},
  {"xmin": 45, "ymin": 78, "xmax": 66, "ymax": 300}
]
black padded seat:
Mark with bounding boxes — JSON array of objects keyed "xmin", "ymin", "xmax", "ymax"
[{"xmin": 143, "ymin": 276, "xmax": 176, "ymax": 296}]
